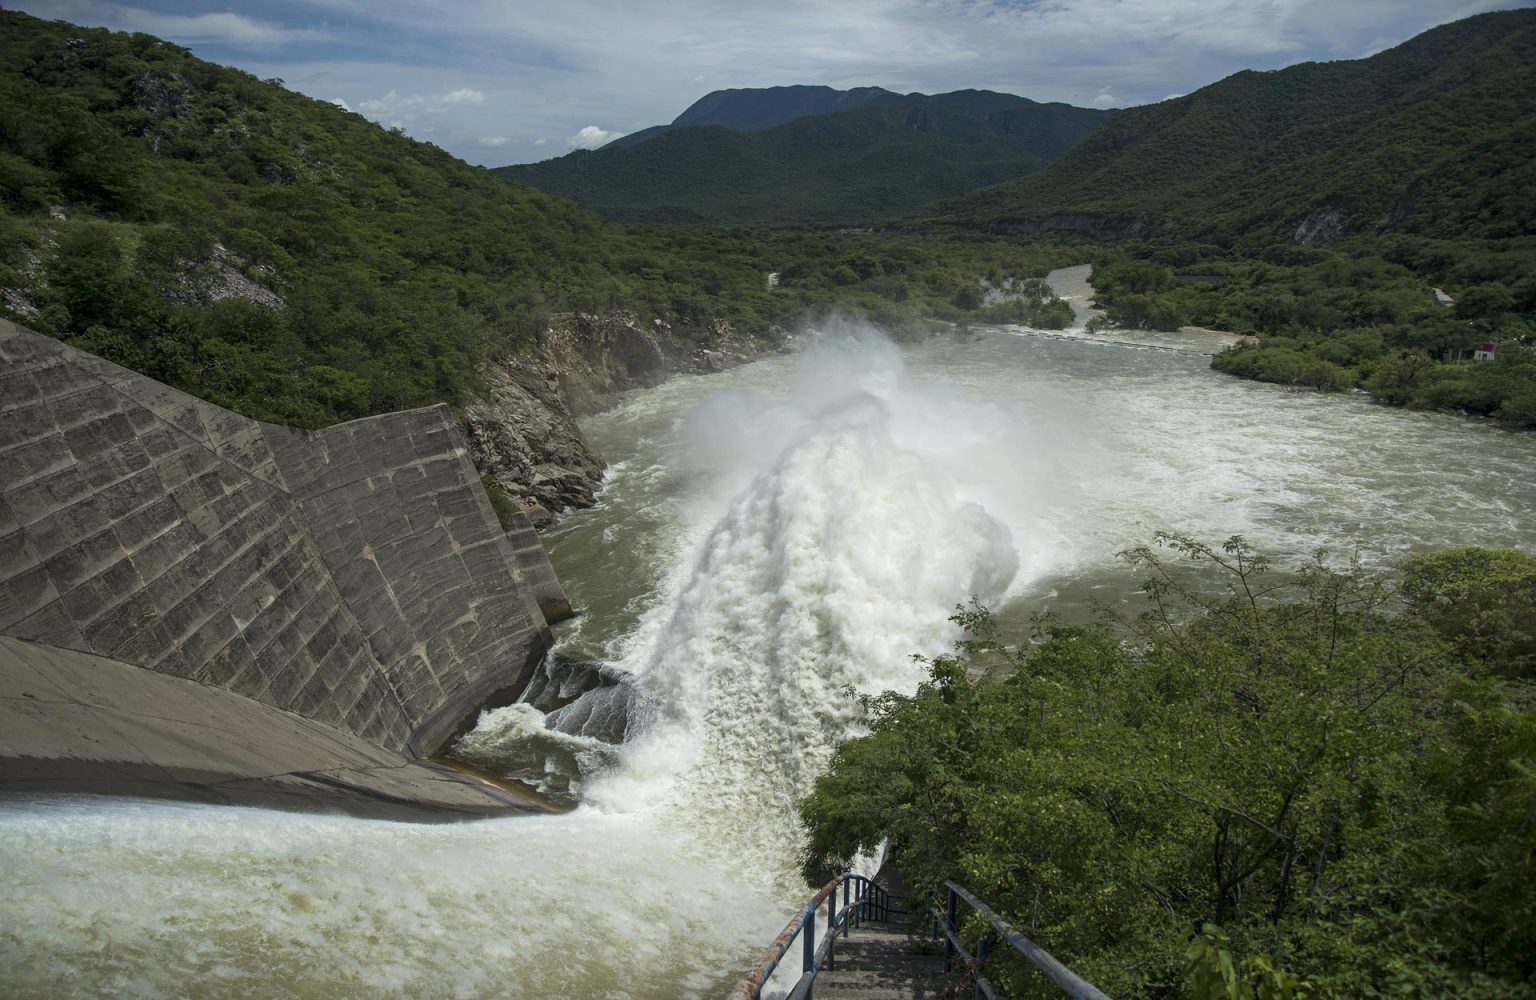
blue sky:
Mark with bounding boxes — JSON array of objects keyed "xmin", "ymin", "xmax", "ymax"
[{"xmin": 8, "ymin": 0, "xmax": 1529, "ymax": 166}]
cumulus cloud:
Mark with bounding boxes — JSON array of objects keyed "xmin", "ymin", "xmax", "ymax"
[
  {"xmin": 569, "ymin": 125, "xmax": 626, "ymax": 150},
  {"xmin": 18, "ymin": 0, "xmax": 1521, "ymax": 165},
  {"xmin": 330, "ymin": 97, "xmax": 352, "ymax": 111},
  {"xmin": 480, "ymin": 135, "xmax": 510, "ymax": 146},
  {"xmin": 357, "ymin": 88, "xmax": 490, "ymax": 124},
  {"xmin": 13, "ymin": 0, "xmax": 329, "ymax": 50}
]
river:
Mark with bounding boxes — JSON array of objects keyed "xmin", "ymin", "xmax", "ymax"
[{"xmin": 3, "ymin": 268, "xmax": 1533, "ymax": 998}]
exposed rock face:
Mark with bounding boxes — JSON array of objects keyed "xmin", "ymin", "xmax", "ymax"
[
  {"xmin": 519, "ymin": 651, "xmax": 635, "ymax": 745},
  {"xmin": 541, "ymin": 310, "xmax": 785, "ymax": 415},
  {"xmin": 542, "ymin": 311, "xmax": 671, "ymax": 416},
  {"xmin": 1293, "ymin": 205, "xmax": 1349, "ymax": 246},
  {"xmin": 462, "ymin": 355, "xmax": 605, "ymax": 528},
  {"xmin": 464, "ymin": 311, "xmax": 790, "ymax": 526},
  {"xmin": 168, "ymin": 242, "xmax": 285, "ymax": 311}
]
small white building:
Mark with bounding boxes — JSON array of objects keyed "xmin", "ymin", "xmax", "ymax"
[{"xmin": 1474, "ymin": 342, "xmax": 1499, "ymax": 362}]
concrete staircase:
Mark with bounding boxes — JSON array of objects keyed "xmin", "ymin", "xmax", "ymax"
[{"xmin": 814, "ymin": 915, "xmax": 961, "ymax": 1000}]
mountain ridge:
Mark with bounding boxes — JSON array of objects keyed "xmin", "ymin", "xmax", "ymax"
[
  {"xmin": 939, "ymin": 8, "xmax": 1536, "ymax": 246},
  {"xmin": 498, "ymin": 88, "xmax": 1111, "ymax": 225},
  {"xmin": 609, "ymin": 84, "xmax": 906, "ymax": 148}
]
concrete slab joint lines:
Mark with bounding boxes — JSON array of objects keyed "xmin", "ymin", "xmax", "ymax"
[{"xmin": 0, "ymin": 318, "xmax": 576, "ymax": 817}]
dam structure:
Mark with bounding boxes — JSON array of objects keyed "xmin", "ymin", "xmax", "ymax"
[{"xmin": 0, "ymin": 318, "xmax": 570, "ymax": 817}]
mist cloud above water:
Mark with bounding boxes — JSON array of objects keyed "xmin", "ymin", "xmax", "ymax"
[{"xmin": 582, "ymin": 323, "xmax": 1041, "ymax": 875}]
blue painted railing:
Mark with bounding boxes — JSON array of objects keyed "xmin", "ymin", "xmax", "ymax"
[
  {"xmin": 730, "ymin": 873, "xmax": 897, "ymax": 1000},
  {"xmin": 931, "ymin": 881, "xmax": 1112, "ymax": 1000}
]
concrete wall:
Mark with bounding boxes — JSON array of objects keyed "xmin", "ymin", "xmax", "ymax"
[
  {"xmin": 0, "ymin": 634, "xmax": 556, "ymax": 819},
  {"xmin": 0, "ymin": 319, "xmax": 563, "ymax": 756}
]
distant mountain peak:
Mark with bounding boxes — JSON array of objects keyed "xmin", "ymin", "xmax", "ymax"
[
  {"xmin": 499, "ymin": 87, "xmax": 1112, "ymax": 225},
  {"xmin": 673, "ymin": 85, "xmax": 902, "ymax": 129},
  {"xmin": 607, "ymin": 84, "xmax": 908, "ymax": 149}
]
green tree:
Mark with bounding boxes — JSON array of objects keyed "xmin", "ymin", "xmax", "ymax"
[{"xmin": 802, "ymin": 537, "xmax": 1536, "ymax": 997}]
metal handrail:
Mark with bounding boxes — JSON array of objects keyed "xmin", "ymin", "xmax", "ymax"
[
  {"xmin": 730, "ymin": 873, "xmax": 899, "ymax": 1000},
  {"xmin": 931, "ymin": 881, "xmax": 1112, "ymax": 1000}
]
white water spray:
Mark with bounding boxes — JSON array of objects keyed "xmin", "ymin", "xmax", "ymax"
[
  {"xmin": 5, "ymin": 298, "xmax": 1533, "ymax": 999},
  {"xmin": 582, "ymin": 323, "xmax": 1035, "ymax": 884}
]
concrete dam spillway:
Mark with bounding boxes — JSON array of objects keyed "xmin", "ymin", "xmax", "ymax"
[
  {"xmin": 0, "ymin": 317, "xmax": 571, "ymax": 816},
  {"xmin": 5, "ymin": 284, "xmax": 1536, "ymax": 996}
]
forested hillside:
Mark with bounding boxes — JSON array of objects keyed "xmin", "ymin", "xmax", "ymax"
[
  {"xmin": 945, "ymin": 9, "xmax": 1535, "ymax": 244},
  {"xmin": 498, "ymin": 91, "xmax": 1110, "ymax": 225},
  {"xmin": 937, "ymin": 10, "xmax": 1536, "ymax": 425},
  {"xmin": 0, "ymin": 12, "xmax": 705, "ymax": 425},
  {"xmin": 0, "ymin": 12, "xmax": 1076, "ymax": 429}
]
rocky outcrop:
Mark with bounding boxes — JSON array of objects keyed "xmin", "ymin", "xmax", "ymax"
[
  {"xmin": 541, "ymin": 310, "xmax": 786, "ymax": 415},
  {"xmin": 462, "ymin": 355, "xmax": 605, "ymax": 528},
  {"xmin": 163, "ymin": 242, "xmax": 285, "ymax": 311},
  {"xmin": 1292, "ymin": 205, "xmax": 1350, "ymax": 246},
  {"xmin": 464, "ymin": 311, "xmax": 790, "ymax": 526}
]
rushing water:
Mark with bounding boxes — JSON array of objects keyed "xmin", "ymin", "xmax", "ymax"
[{"xmin": 3, "ymin": 269, "xmax": 1534, "ymax": 998}]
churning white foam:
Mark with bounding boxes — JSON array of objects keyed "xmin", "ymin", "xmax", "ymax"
[
  {"xmin": 0, "ymin": 796, "xmax": 783, "ymax": 999},
  {"xmin": 16, "ymin": 308, "xmax": 1529, "ymax": 999},
  {"xmin": 1, "ymin": 322, "xmax": 1065, "ymax": 999},
  {"xmin": 580, "ymin": 321, "xmax": 1051, "ymax": 888}
]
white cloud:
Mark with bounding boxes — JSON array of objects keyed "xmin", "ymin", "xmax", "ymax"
[
  {"xmin": 480, "ymin": 135, "xmax": 510, "ymax": 146},
  {"xmin": 330, "ymin": 97, "xmax": 352, "ymax": 111},
  {"xmin": 1162, "ymin": 93, "xmax": 1186, "ymax": 102},
  {"xmin": 569, "ymin": 125, "xmax": 626, "ymax": 150},
  {"xmin": 21, "ymin": 0, "xmax": 1520, "ymax": 165},
  {"xmin": 534, "ymin": 138, "xmax": 548, "ymax": 146},
  {"xmin": 358, "ymin": 89, "xmax": 414, "ymax": 115},
  {"xmin": 13, "ymin": 1, "xmax": 329, "ymax": 50},
  {"xmin": 357, "ymin": 87, "xmax": 490, "ymax": 124}
]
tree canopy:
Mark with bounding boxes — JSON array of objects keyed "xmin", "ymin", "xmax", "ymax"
[{"xmin": 803, "ymin": 537, "xmax": 1536, "ymax": 997}]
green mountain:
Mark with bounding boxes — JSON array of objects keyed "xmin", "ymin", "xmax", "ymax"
[
  {"xmin": 0, "ymin": 11, "xmax": 1081, "ymax": 428},
  {"xmin": 608, "ymin": 84, "xmax": 904, "ymax": 148},
  {"xmin": 943, "ymin": 8, "xmax": 1536, "ymax": 245},
  {"xmin": 497, "ymin": 91, "xmax": 1111, "ymax": 225},
  {"xmin": 938, "ymin": 9, "xmax": 1534, "ymax": 427},
  {"xmin": 0, "ymin": 11, "xmax": 795, "ymax": 427}
]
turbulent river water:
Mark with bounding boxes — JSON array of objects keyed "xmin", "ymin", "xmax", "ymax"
[{"xmin": 3, "ymin": 267, "xmax": 1534, "ymax": 999}]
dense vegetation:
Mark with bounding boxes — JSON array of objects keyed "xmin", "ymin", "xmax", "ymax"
[
  {"xmin": 943, "ymin": 10, "xmax": 1535, "ymax": 244},
  {"xmin": 497, "ymin": 90, "xmax": 1109, "ymax": 226},
  {"xmin": 803, "ymin": 537, "xmax": 1536, "ymax": 997},
  {"xmin": 1085, "ymin": 244, "xmax": 1535, "ymax": 426},
  {"xmin": 3, "ymin": 8, "xmax": 1531, "ymax": 994},
  {"xmin": 0, "ymin": 12, "xmax": 1075, "ymax": 428},
  {"xmin": 938, "ymin": 10, "xmax": 1536, "ymax": 425}
]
